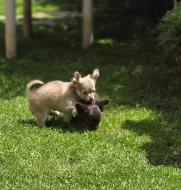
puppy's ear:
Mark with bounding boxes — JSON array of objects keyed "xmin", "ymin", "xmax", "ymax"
[
  {"xmin": 91, "ymin": 69, "xmax": 99, "ymax": 83},
  {"xmin": 96, "ymin": 99, "xmax": 109, "ymax": 112},
  {"xmin": 101, "ymin": 99, "xmax": 109, "ymax": 106},
  {"xmin": 75, "ymin": 103, "xmax": 88, "ymax": 114},
  {"xmin": 72, "ymin": 71, "xmax": 81, "ymax": 84}
]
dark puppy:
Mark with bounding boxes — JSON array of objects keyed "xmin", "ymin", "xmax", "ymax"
[{"xmin": 71, "ymin": 99, "xmax": 109, "ymax": 130}]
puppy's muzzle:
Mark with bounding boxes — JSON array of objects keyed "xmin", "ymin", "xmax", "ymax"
[{"xmin": 87, "ymin": 93, "xmax": 94, "ymax": 101}]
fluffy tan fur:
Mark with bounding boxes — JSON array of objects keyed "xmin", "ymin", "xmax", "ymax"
[{"xmin": 26, "ymin": 69, "xmax": 99, "ymax": 127}]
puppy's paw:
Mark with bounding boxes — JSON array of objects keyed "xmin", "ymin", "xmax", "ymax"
[
  {"xmin": 49, "ymin": 110, "xmax": 60, "ymax": 116},
  {"xmin": 54, "ymin": 111, "xmax": 60, "ymax": 116}
]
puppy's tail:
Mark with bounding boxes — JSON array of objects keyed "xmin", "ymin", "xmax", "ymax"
[{"xmin": 26, "ymin": 80, "xmax": 44, "ymax": 94}]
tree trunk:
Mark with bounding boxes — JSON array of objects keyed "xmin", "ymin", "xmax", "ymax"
[
  {"xmin": 82, "ymin": 0, "xmax": 93, "ymax": 49},
  {"xmin": 23, "ymin": 0, "xmax": 32, "ymax": 38},
  {"xmin": 5, "ymin": 0, "xmax": 16, "ymax": 58}
]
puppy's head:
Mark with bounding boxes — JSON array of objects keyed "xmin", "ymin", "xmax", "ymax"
[
  {"xmin": 71, "ymin": 99, "xmax": 109, "ymax": 130},
  {"xmin": 72, "ymin": 69, "xmax": 99, "ymax": 101}
]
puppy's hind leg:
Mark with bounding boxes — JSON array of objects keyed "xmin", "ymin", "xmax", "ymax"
[{"xmin": 35, "ymin": 110, "xmax": 48, "ymax": 127}]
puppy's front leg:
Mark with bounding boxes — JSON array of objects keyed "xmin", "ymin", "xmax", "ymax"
[
  {"xmin": 66, "ymin": 100, "xmax": 78, "ymax": 118},
  {"xmin": 64, "ymin": 107, "xmax": 77, "ymax": 123},
  {"xmin": 72, "ymin": 108, "xmax": 78, "ymax": 117}
]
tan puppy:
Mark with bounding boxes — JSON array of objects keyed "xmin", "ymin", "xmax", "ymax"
[{"xmin": 26, "ymin": 69, "xmax": 99, "ymax": 127}]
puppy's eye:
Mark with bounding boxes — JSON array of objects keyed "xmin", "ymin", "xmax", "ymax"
[{"xmin": 83, "ymin": 91, "xmax": 87, "ymax": 95}]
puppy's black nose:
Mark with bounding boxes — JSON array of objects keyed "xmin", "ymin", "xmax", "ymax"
[{"xmin": 89, "ymin": 98, "xmax": 93, "ymax": 102}]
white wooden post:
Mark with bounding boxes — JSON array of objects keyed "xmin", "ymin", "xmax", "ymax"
[
  {"xmin": 173, "ymin": 0, "xmax": 178, "ymax": 8},
  {"xmin": 5, "ymin": 0, "xmax": 16, "ymax": 58},
  {"xmin": 23, "ymin": 0, "xmax": 32, "ymax": 38},
  {"xmin": 82, "ymin": 0, "xmax": 93, "ymax": 49}
]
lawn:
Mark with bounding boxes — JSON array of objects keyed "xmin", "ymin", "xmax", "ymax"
[{"xmin": 1, "ymin": 16, "xmax": 181, "ymax": 189}]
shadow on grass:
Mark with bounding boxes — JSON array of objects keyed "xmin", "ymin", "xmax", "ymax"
[
  {"xmin": 46, "ymin": 117, "xmax": 90, "ymax": 133},
  {"xmin": 122, "ymin": 117, "xmax": 181, "ymax": 167},
  {"xmin": 0, "ymin": 17, "xmax": 170, "ymax": 103},
  {"xmin": 18, "ymin": 116, "xmax": 90, "ymax": 133}
]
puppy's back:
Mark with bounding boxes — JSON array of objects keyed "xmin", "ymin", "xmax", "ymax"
[{"xmin": 28, "ymin": 81, "xmax": 79, "ymax": 111}]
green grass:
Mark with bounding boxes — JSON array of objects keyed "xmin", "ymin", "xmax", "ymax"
[
  {"xmin": 0, "ymin": 0, "xmax": 81, "ymax": 15},
  {"xmin": 1, "ymin": 18, "xmax": 181, "ymax": 189}
]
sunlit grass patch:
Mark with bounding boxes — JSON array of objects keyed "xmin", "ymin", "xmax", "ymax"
[{"xmin": 97, "ymin": 38, "xmax": 114, "ymax": 45}]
